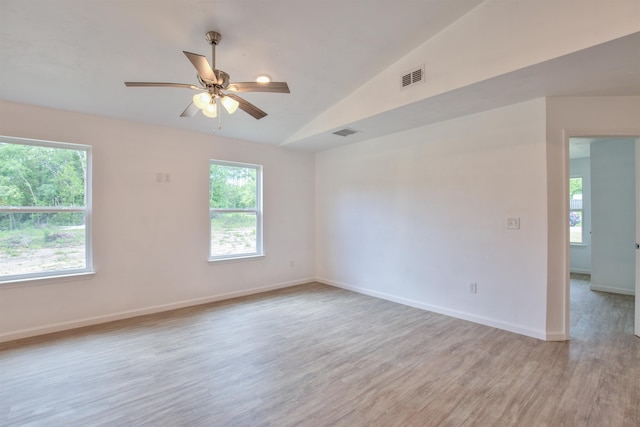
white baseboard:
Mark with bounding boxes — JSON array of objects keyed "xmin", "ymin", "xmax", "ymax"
[
  {"xmin": 317, "ymin": 277, "xmax": 548, "ymax": 341},
  {"xmin": 589, "ymin": 284, "xmax": 635, "ymax": 296},
  {"xmin": 544, "ymin": 332, "xmax": 569, "ymax": 341},
  {"xmin": 0, "ymin": 277, "xmax": 315, "ymax": 343}
]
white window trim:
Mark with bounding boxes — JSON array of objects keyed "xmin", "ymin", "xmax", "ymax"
[
  {"xmin": 569, "ymin": 175, "xmax": 583, "ymax": 245},
  {"xmin": 209, "ymin": 159, "xmax": 263, "ymax": 262},
  {"xmin": 0, "ymin": 135, "xmax": 93, "ymax": 283}
]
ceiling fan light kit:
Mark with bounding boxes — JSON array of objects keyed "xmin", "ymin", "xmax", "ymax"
[{"xmin": 124, "ymin": 31, "xmax": 289, "ymax": 124}]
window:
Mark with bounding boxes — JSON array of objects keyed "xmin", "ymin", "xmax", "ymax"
[
  {"xmin": 209, "ymin": 160, "xmax": 262, "ymax": 260},
  {"xmin": 569, "ymin": 177, "xmax": 583, "ymax": 244},
  {"xmin": 0, "ymin": 136, "xmax": 92, "ymax": 282}
]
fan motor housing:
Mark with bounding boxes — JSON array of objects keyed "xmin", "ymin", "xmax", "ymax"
[
  {"xmin": 215, "ymin": 70, "xmax": 230, "ymax": 88},
  {"xmin": 198, "ymin": 70, "xmax": 230, "ymax": 89}
]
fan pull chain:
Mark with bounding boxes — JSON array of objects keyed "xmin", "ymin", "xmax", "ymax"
[{"xmin": 211, "ymin": 97, "xmax": 222, "ymax": 133}]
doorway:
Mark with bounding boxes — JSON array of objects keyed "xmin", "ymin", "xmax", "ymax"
[{"xmin": 568, "ymin": 136, "xmax": 639, "ymax": 338}]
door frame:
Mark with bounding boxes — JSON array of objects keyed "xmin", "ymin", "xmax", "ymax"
[
  {"xmin": 563, "ymin": 130, "xmax": 640, "ymax": 339},
  {"xmin": 636, "ymin": 137, "xmax": 639, "ymax": 337}
]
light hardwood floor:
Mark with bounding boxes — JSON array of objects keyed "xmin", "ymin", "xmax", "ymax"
[{"xmin": 1, "ymin": 276, "xmax": 638, "ymax": 426}]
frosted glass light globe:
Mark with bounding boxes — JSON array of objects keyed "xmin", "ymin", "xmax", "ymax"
[
  {"xmin": 202, "ymin": 102, "xmax": 217, "ymax": 118},
  {"xmin": 221, "ymin": 96, "xmax": 239, "ymax": 114},
  {"xmin": 193, "ymin": 92, "xmax": 212, "ymax": 109}
]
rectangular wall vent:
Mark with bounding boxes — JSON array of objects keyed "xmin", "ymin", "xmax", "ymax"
[
  {"xmin": 400, "ymin": 66, "xmax": 425, "ymax": 89},
  {"xmin": 332, "ymin": 128, "xmax": 360, "ymax": 137}
]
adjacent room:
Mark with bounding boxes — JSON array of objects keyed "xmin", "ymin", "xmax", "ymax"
[{"xmin": 1, "ymin": 0, "xmax": 639, "ymax": 425}]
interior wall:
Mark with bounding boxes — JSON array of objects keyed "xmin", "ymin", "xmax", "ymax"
[
  {"xmin": 569, "ymin": 156, "xmax": 591, "ymax": 274},
  {"xmin": 590, "ymin": 139, "xmax": 636, "ymax": 295},
  {"xmin": 0, "ymin": 100, "xmax": 316, "ymax": 342},
  {"xmin": 545, "ymin": 96, "xmax": 640, "ymax": 339},
  {"xmin": 316, "ymin": 99, "xmax": 549, "ymax": 339}
]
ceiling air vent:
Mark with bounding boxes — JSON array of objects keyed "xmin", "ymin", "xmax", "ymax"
[
  {"xmin": 400, "ymin": 65, "xmax": 425, "ymax": 89},
  {"xmin": 332, "ymin": 128, "xmax": 360, "ymax": 137}
]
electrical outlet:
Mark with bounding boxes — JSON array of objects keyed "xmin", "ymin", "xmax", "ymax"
[
  {"xmin": 469, "ymin": 282, "xmax": 477, "ymax": 294},
  {"xmin": 156, "ymin": 172, "xmax": 171, "ymax": 183}
]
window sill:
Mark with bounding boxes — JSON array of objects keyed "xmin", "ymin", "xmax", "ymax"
[
  {"xmin": 208, "ymin": 254, "xmax": 265, "ymax": 264},
  {"xmin": 570, "ymin": 243, "xmax": 588, "ymax": 247},
  {"xmin": 0, "ymin": 271, "xmax": 96, "ymax": 288}
]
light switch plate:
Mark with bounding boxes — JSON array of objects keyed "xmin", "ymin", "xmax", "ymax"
[{"xmin": 507, "ymin": 217, "xmax": 520, "ymax": 229}]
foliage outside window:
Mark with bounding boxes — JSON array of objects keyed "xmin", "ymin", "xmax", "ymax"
[
  {"xmin": 209, "ymin": 160, "xmax": 262, "ymax": 260},
  {"xmin": 569, "ymin": 177, "xmax": 583, "ymax": 244},
  {"xmin": 0, "ymin": 136, "xmax": 92, "ymax": 282}
]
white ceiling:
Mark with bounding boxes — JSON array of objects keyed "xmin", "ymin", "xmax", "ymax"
[{"xmin": 1, "ymin": 1, "xmax": 639, "ymax": 151}]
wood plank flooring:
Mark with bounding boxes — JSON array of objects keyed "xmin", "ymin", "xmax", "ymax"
[{"xmin": 1, "ymin": 276, "xmax": 638, "ymax": 426}]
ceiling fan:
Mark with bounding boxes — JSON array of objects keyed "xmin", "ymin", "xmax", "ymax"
[{"xmin": 124, "ymin": 31, "xmax": 290, "ymax": 120}]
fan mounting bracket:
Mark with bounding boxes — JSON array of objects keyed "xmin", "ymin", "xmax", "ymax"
[{"xmin": 206, "ymin": 31, "xmax": 221, "ymax": 46}]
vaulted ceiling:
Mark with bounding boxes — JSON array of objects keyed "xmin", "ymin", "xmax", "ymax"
[{"xmin": 1, "ymin": 1, "xmax": 639, "ymax": 151}]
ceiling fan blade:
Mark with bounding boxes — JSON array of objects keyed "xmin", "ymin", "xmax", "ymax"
[
  {"xmin": 125, "ymin": 82, "xmax": 201, "ymax": 90},
  {"xmin": 227, "ymin": 82, "xmax": 290, "ymax": 93},
  {"xmin": 180, "ymin": 102, "xmax": 199, "ymax": 117},
  {"xmin": 183, "ymin": 51, "xmax": 217, "ymax": 84},
  {"xmin": 225, "ymin": 93, "xmax": 268, "ymax": 120}
]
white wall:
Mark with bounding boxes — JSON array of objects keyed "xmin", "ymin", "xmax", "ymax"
[
  {"xmin": 0, "ymin": 101, "xmax": 316, "ymax": 342},
  {"xmin": 590, "ymin": 139, "xmax": 636, "ymax": 295},
  {"xmin": 569, "ymin": 156, "xmax": 591, "ymax": 274},
  {"xmin": 316, "ymin": 99, "xmax": 549, "ymax": 339},
  {"xmin": 545, "ymin": 96, "xmax": 640, "ymax": 339},
  {"xmin": 3, "ymin": 96, "xmax": 638, "ymax": 343}
]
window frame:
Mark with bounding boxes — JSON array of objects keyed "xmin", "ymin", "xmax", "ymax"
[
  {"xmin": 569, "ymin": 176, "xmax": 583, "ymax": 245},
  {"xmin": 209, "ymin": 159, "xmax": 263, "ymax": 261},
  {"xmin": 0, "ymin": 135, "xmax": 93, "ymax": 283}
]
